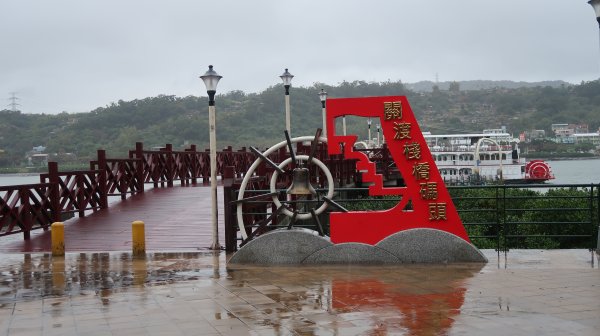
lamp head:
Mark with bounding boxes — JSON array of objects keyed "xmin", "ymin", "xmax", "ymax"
[
  {"xmin": 590, "ymin": 0, "xmax": 600, "ymax": 26},
  {"xmin": 280, "ymin": 68, "xmax": 294, "ymax": 86},
  {"xmin": 200, "ymin": 65, "xmax": 222, "ymax": 92},
  {"xmin": 318, "ymin": 89, "xmax": 327, "ymax": 102}
]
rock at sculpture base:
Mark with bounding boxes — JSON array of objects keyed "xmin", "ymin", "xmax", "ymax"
[
  {"xmin": 303, "ymin": 243, "xmax": 399, "ymax": 264},
  {"xmin": 377, "ymin": 229, "xmax": 488, "ymax": 263},
  {"xmin": 229, "ymin": 228, "xmax": 487, "ymax": 264},
  {"xmin": 228, "ymin": 228, "xmax": 332, "ymax": 264}
]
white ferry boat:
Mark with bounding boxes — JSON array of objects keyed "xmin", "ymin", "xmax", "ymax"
[
  {"xmin": 356, "ymin": 128, "xmax": 555, "ymax": 184},
  {"xmin": 423, "ymin": 128, "xmax": 554, "ymax": 184}
]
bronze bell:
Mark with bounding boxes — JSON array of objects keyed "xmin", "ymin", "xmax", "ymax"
[{"xmin": 287, "ymin": 167, "xmax": 316, "ymax": 195}]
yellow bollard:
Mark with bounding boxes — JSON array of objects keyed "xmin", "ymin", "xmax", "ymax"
[
  {"xmin": 132, "ymin": 220, "xmax": 145, "ymax": 256},
  {"xmin": 51, "ymin": 222, "xmax": 65, "ymax": 256}
]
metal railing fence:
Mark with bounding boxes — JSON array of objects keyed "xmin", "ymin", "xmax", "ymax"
[{"xmin": 225, "ymin": 184, "xmax": 599, "ymax": 252}]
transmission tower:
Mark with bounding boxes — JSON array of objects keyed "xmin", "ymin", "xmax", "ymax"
[{"xmin": 7, "ymin": 92, "xmax": 20, "ymax": 111}]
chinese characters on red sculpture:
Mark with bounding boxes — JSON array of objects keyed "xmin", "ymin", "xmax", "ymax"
[{"xmin": 326, "ymin": 96, "xmax": 469, "ymax": 245}]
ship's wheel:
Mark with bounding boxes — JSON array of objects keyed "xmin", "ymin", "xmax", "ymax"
[{"xmin": 235, "ymin": 129, "xmax": 346, "ymax": 242}]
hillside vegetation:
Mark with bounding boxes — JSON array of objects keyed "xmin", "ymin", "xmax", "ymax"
[{"xmin": 1, "ymin": 79, "xmax": 599, "ymax": 167}]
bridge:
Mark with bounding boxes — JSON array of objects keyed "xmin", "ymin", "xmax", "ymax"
[{"xmin": 1, "ymin": 141, "xmax": 599, "ymax": 253}]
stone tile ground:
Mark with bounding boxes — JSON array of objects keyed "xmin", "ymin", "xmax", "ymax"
[{"xmin": 0, "ymin": 250, "xmax": 597, "ymax": 335}]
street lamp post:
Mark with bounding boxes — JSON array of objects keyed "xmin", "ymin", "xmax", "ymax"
[
  {"xmin": 590, "ymin": 0, "xmax": 600, "ymax": 70},
  {"xmin": 590, "ymin": 0, "xmax": 600, "ymax": 27},
  {"xmin": 376, "ymin": 124, "xmax": 381, "ymax": 147},
  {"xmin": 280, "ymin": 68, "xmax": 294, "ymax": 134},
  {"xmin": 587, "ymin": 1, "xmax": 600, "ymax": 250},
  {"xmin": 200, "ymin": 65, "xmax": 222, "ymax": 250},
  {"xmin": 319, "ymin": 89, "xmax": 327, "ymax": 137},
  {"xmin": 367, "ymin": 118, "xmax": 372, "ymax": 147}
]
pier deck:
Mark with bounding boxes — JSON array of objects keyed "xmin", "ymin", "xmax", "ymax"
[{"xmin": 0, "ymin": 185, "xmax": 224, "ymax": 253}]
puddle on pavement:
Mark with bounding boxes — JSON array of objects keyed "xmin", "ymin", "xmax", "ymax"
[
  {"xmin": 0, "ymin": 252, "xmax": 226, "ymax": 301},
  {"xmin": 0, "ymin": 250, "xmax": 595, "ymax": 335},
  {"xmin": 0, "ymin": 251, "xmax": 487, "ymax": 334}
]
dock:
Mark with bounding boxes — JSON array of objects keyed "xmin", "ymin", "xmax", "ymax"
[{"xmin": 0, "ymin": 185, "xmax": 224, "ymax": 253}]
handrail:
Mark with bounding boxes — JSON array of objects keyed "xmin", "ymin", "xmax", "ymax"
[
  {"xmin": 224, "ymin": 183, "xmax": 600, "ymax": 252},
  {"xmin": 0, "ymin": 142, "xmax": 256, "ymax": 240}
]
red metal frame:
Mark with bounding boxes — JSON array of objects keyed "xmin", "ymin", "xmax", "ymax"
[{"xmin": 327, "ymin": 96, "xmax": 470, "ymax": 244}]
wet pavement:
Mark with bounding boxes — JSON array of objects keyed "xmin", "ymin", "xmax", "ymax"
[{"xmin": 0, "ymin": 249, "xmax": 598, "ymax": 336}]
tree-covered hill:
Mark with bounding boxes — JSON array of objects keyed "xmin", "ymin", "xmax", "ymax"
[
  {"xmin": 0, "ymin": 79, "xmax": 599, "ymax": 167},
  {"xmin": 405, "ymin": 79, "xmax": 569, "ymax": 92}
]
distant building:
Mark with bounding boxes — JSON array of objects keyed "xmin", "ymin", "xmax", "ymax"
[
  {"xmin": 522, "ymin": 129, "xmax": 546, "ymax": 142},
  {"xmin": 573, "ymin": 124, "xmax": 589, "ymax": 134},
  {"xmin": 551, "ymin": 123, "xmax": 589, "ymax": 138},
  {"xmin": 32, "ymin": 145, "xmax": 46, "ymax": 153},
  {"xmin": 483, "ymin": 126, "xmax": 507, "ymax": 134},
  {"xmin": 573, "ymin": 133, "xmax": 600, "ymax": 146},
  {"xmin": 28, "ymin": 153, "xmax": 49, "ymax": 166},
  {"xmin": 552, "ymin": 136, "xmax": 575, "ymax": 144}
]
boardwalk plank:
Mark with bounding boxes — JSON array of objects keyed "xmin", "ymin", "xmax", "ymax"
[{"xmin": 0, "ymin": 185, "xmax": 226, "ymax": 252}]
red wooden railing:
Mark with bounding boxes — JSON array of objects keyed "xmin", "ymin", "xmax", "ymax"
[
  {"xmin": 0, "ymin": 142, "xmax": 257, "ymax": 240},
  {"xmin": 0, "ymin": 183, "xmax": 54, "ymax": 239}
]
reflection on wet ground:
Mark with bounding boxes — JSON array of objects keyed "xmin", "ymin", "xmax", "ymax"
[{"xmin": 0, "ymin": 250, "xmax": 597, "ymax": 335}]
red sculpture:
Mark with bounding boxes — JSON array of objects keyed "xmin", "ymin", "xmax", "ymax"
[{"xmin": 327, "ymin": 96, "xmax": 471, "ymax": 245}]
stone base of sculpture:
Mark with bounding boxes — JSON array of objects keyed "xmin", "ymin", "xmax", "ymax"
[{"xmin": 228, "ymin": 228, "xmax": 487, "ymax": 264}]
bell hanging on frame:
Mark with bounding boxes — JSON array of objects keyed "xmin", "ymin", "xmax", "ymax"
[{"xmin": 287, "ymin": 167, "xmax": 316, "ymax": 195}]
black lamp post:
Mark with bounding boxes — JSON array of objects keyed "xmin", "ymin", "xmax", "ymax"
[
  {"xmin": 200, "ymin": 65, "xmax": 222, "ymax": 250},
  {"xmin": 280, "ymin": 68, "xmax": 294, "ymax": 134},
  {"xmin": 376, "ymin": 123, "xmax": 381, "ymax": 147},
  {"xmin": 319, "ymin": 89, "xmax": 327, "ymax": 137}
]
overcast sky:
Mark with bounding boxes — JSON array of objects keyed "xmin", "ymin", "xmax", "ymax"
[{"xmin": 1, "ymin": 0, "xmax": 599, "ymax": 114}]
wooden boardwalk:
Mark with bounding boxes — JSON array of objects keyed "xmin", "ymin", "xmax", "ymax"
[{"xmin": 0, "ymin": 185, "xmax": 226, "ymax": 253}]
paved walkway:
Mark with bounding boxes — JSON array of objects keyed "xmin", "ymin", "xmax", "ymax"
[
  {"xmin": 1, "ymin": 185, "xmax": 599, "ymax": 335},
  {"xmin": 0, "ymin": 250, "xmax": 597, "ymax": 335},
  {"xmin": 0, "ymin": 185, "xmax": 225, "ymax": 253}
]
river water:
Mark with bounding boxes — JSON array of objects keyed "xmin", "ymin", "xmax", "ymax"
[
  {"xmin": 545, "ymin": 159, "xmax": 600, "ymax": 185},
  {"xmin": 0, "ymin": 174, "xmax": 41, "ymax": 187},
  {"xmin": 1, "ymin": 158, "xmax": 599, "ymax": 187}
]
